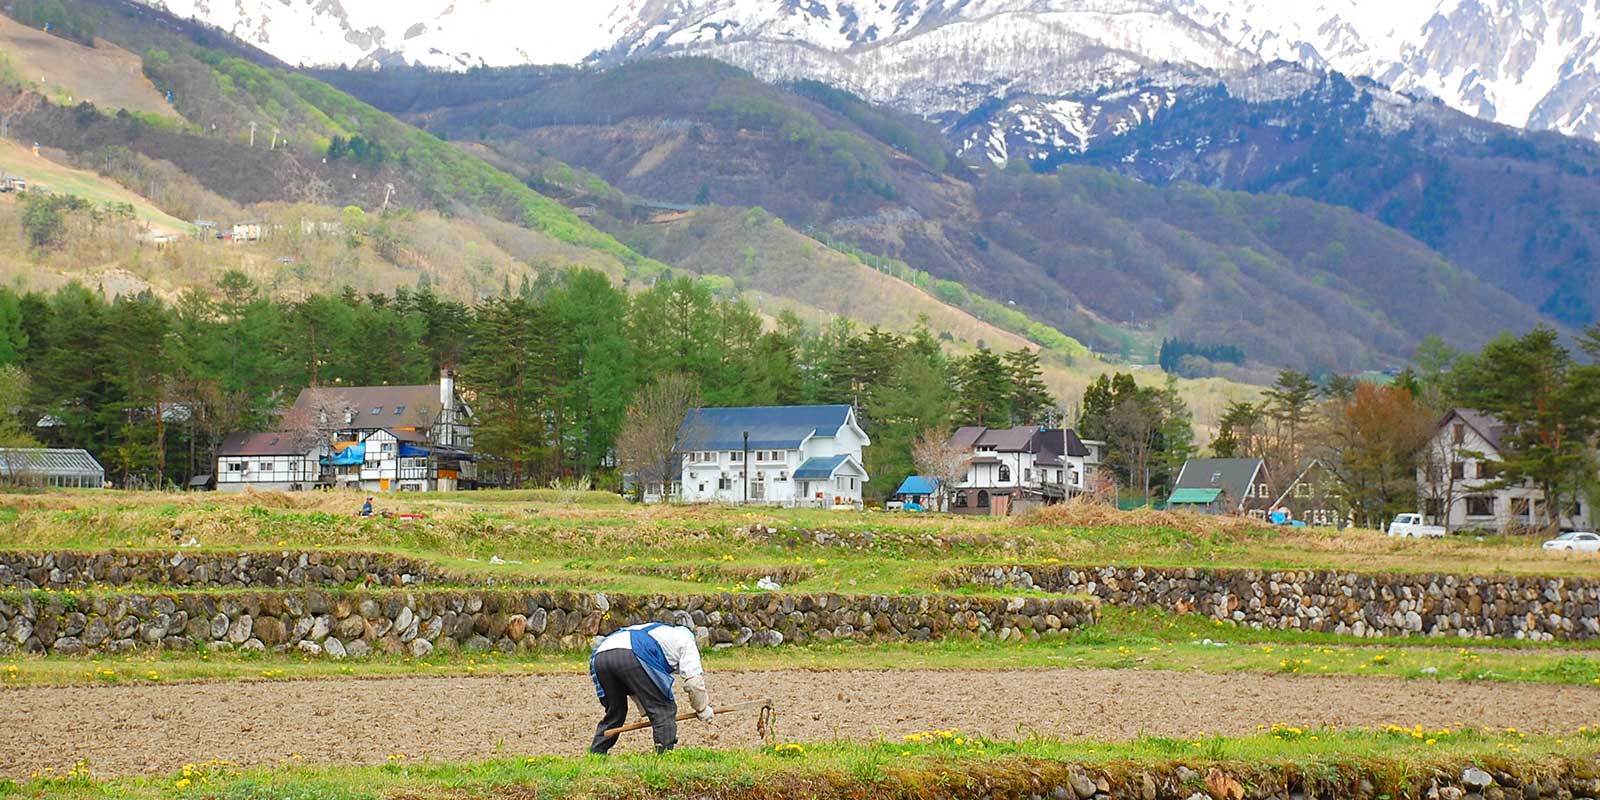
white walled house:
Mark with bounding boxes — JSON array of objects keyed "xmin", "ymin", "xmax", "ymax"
[
  {"xmin": 1417, "ymin": 409, "xmax": 1589, "ymax": 532},
  {"xmin": 272, "ymin": 370, "xmax": 475, "ymax": 493},
  {"xmin": 216, "ymin": 432, "xmax": 328, "ymax": 493},
  {"xmin": 946, "ymin": 426, "xmax": 1100, "ymax": 515},
  {"xmin": 676, "ymin": 405, "xmax": 869, "ymax": 507}
]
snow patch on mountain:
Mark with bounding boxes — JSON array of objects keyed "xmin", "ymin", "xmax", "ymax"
[{"xmin": 133, "ymin": 0, "xmax": 1600, "ymax": 141}]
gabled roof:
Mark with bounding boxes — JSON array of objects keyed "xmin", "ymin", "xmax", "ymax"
[
  {"xmin": 218, "ymin": 432, "xmax": 315, "ymax": 457},
  {"xmin": 1170, "ymin": 458, "xmax": 1264, "ymax": 509},
  {"xmin": 949, "ymin": 426, "xmax": 1090, "ymax": 465},
  {"xmin": 678, "ymin": 405, "xmax": 860, "ymax": 451},
  {"xmin": 287, "ymin": 384, "xmax": 455, "ymax": 432},
  {"xmin": 1032, "ymin": 428, "xmax": 1090, "ymax": 466},
  {"xmin": 0, "ymin": 448, "xmax": 104, "ymax": 478},
  {"xmin": 793, "ymin": 454, "xmax": 854, "ymax": 480},
  {"xmin": 1270, "ymin": 458, "xmax": 1344, "ymax": 507},
  {"xmin": 1443, "ymin": 408, "xmax": 1509, "ymax": 454}
]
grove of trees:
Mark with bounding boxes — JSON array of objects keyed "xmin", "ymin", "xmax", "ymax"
[{"xmin": 0, "ymin": 270, "xmax": 1056, "ymax": 497}]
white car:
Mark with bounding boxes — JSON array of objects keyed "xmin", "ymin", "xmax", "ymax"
[
  {"xmin": 1387, "ymin": 513, "xmax": 1446, "ymax": 538},
  {"xmin": 1542, "ymin": 531, "xmax": 1600, "ymax": 553}
]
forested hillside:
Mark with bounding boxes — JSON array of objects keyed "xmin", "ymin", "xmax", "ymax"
[{"xmin": 320, "ymin": 59, "xmax": 1552, "ymax": 373}]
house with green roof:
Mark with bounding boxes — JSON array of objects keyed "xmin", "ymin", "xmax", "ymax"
[{"xmin": 1166, "ymin": 457, "xmax": 1272, "ymax": 517}]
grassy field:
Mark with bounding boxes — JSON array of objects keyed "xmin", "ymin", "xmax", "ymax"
[
  {"xmin": 5, "ymin": 727, "xmax": 1598, "ymax": 799},
  {"xmin": 5, "ymin": 490, "xmax": 1597, "ymax": 588},
  {"xmin": 2, "ymin": 605, "xmax": 1596, "ymax": 689},
  {"xmin": 0, "ymin": 139, "xmax": 194, "ymax": 235}
]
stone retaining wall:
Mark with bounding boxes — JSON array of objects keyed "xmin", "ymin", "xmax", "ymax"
[
  {"xmin": 0, "ymin": 588, "xmax": 1098, "ymax": 657},
  {"xmin": 944, "ymin": 564, "xmax": 1600, "ymax": 641},
  {"xmin": 0, "ymin": 550, "xmax": 447, "ymax": 590}
]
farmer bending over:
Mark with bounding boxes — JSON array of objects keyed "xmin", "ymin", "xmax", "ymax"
[{"xmin": 589, "ymin": 622, "xmax": 712, "ymax": 754}]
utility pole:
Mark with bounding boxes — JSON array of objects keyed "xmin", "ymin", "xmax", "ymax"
[
  {"xmin": 742, "ymin": 431, "xmax": 749, "ymax": 506},
  {"xmin": 249, "ymin": 121, "xmax": 257, "ymax": 148}
]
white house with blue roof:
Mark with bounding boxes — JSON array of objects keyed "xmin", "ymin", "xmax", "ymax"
[{"xmin": 676, "ymin": 405, "xmax": 870, "ymax": 507}]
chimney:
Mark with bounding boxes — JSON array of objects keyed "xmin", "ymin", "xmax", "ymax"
[{"xmin": 440, "ymin": 368, "xmax": 455, "ymax": 413}]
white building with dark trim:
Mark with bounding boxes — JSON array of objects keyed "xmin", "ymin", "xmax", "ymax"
[
  {"xmin": 676, "ymin": 405, "xmax": 869, "ymax": 507},
  {"xmin": 215, "ymin": 433, "xmax": 328, "ymax": 493}
]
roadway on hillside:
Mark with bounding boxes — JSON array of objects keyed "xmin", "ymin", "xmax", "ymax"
[{"xmin": 4, "ymin": 669, "xmax": 1597, "ymax": 777}]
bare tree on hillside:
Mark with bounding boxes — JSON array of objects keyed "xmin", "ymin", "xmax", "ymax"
[
  {"xmin": 911, "ymin": 426, "xmax": 971, "ymax": 512},
  {"xmin": 617, "ymin": 373, "xmax": 700, "ymax": 501}
]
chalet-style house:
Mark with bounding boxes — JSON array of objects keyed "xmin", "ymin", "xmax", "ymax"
[
  {"xmin": 945, "ymin": 426, "xmax": 1103, "ymax": 516},
  {"xmin": 1416, "ymin": 409, "xmax": 1589, "ymax": 532},
  {"xmin": 1166, "ymin": 458, "xmax": 1272, "ymax": 517},
  {"xmin": 1269, "ymin": 458, "xmax": 1350, "ymax": 528},
  {"xmin": 219, "ymin": 371, "xmax": 474, "ymax": 493},
  {"xmin": 676, "ymin": 405, "xmax": 869, "ymax": 507},
  {"xmin": 215, "ymin": 432, "xmax": 329, "ymax": 493}
]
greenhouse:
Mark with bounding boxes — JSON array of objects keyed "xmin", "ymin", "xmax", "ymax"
[{"xmin": 0, "ymin": 448, "xmax": 107, "ymax": 489}]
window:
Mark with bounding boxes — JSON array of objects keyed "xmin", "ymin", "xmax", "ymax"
[
  {"xmin": 227, "ymin": 462, "xmax": 243, "ymax": 472},
  {"xmin": 1510, "ymin": 498, "xmax": 1532, "ymax": 518},
  {"xmin": 394, "ymin": 406, "xmax": 405, "ymax": 415},
  {"xmin": 1424, "ymin": 498, "xmax": 1443, "ymax": 519},
  {"xmin": 1210, "ymin": 472, "xmax": 1222, "ymax": 483},
  {"xmin": 954, "ymin": 491, "xmax": 969, "ymax": 508},
  {"xmin": 1450, "ymin": 462, "xmax": 1465, "ymax": 480},
  {"xmin": 259, "ymin": 462, "xmax": 272, "ymax": 471},
  {"xmin": 730, "ymin": 451, "xmax": 743, "ymax": 463},
  {"xmin": 1258, "ymin": 483, "xmax": 1269, "ymax": 497},
  {"xmin": 1295, "ymin": 483, "xmax": 1311, "ymax": 498},
  {"xmin": 718, "ymin": 477, "xmax": 731, "ymax": 491},
  {"xmin": 371, "ymin": 406, "xmax": 382, "ymax": 416},
  {"xmin": 1451, "ymin": 423, "xmax": 1465, "ymax": 444},
  {"xmin": 1465, "ymin": 496, "xmax": 1494, "ymax": 517},
  {"xmin": 1477, "ymin": 461, "xmax": 1499, "ymax": 480},
  {"xmin": 977, "ymin": 490, "xmax": 990, "ymax": 508},
  {"xmin": 698, "ymin": 483, "xmax": 706, "ymax": 493},
  {"xmin": 998, "ymin": 464, "xmax": 1011, "ymax": 482}
]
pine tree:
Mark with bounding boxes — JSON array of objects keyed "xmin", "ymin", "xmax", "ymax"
[
  {"xmin": 956, "ymin": 348, "xmax": 1011, "ymax": 427},
  {"xmin": 1002, "ymin": 348, "xmax": 1053, "ymax": 425}
]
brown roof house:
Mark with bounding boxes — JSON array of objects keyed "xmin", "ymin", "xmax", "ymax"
[
  {"xmin": 1416, "ymin": 408, "xmax": 1589, "ymax": 532},
  {"xmin": 945, "ymin": 425, "xmax": 1103, "ymax": 515},
  {"xmin": 215, "ymin": 432, "xmax": 330, "ymax": 493},
  {"xmin": 226, "ymin": 370, "xmax": 476, "ymax": 493}
]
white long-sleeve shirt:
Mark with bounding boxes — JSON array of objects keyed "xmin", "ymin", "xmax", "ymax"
[{"xmin": 595, "ymin": 623, "xmax": 704, "ymax": 679}]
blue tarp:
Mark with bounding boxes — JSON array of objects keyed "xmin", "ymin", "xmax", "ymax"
[
  {"xmin": 323, "ymin": 442, "xmax": 365, "ymax": 466},
  {"xmin": 895, "ymin": 476, "xmax": 938, "ymax": 496},
  {"xmin": 399, "ymin": 444, "xmax": 430, "ymax": 458}
]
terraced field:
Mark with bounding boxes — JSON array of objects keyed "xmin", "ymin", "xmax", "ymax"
[{"xmin": 1, "ymin": 489, "xmax": 1597, "ymax": 798}]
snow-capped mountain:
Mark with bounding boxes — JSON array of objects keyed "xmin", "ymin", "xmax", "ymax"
[{"xmin": 133, "ymin": 0, "xmax": 1600, "ymax": 142}]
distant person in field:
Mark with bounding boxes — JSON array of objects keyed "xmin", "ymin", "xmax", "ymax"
[
  {"xmin": 588, "ymin": 622, "xmax": 713, "ymax": 754},
  {"xmin": 358, "ymin": 497, "xmax": 374, "ymax": 517}
]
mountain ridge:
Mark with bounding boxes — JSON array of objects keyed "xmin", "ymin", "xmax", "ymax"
[{"xmin": 131, "ymin": 0, "xmax": 1600, "ymax": 142}]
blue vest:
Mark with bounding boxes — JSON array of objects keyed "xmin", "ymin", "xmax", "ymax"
[{"xmin": 590, "ymin": 623, "xmax": 676, "ymax": 701}]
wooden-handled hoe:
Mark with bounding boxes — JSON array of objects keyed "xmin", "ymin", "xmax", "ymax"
[{"xmin": 604, "ymin": 697, "xmax": 776, "ymax": 742}]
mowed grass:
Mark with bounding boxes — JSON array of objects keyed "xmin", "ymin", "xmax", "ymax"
[
  {"xmin": 6, "ymin": 727, "xmax": 1600, "ymax": 799},
  {"xmin": 3, "ymin": 607, "xmax": 1595, "ymax": 689}
]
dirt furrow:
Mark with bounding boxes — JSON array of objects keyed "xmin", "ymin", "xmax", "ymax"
[{"xmin": 4, "ymin": 669, "xmax": 1597, "ymax": 777}]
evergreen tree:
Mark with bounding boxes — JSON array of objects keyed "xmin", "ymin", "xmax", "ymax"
[
  {"xmin": 1002, "ymin": 348, "xmax": 1053, "ymax": 425},
  {"xmin": 955, "ymin": 347, "xmax": 1011, "ymax": 427}
]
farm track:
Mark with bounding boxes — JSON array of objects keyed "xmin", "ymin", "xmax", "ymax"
[{"xmin": 4, "ymin": 669, "xmax": 1597, "ymax": 777}]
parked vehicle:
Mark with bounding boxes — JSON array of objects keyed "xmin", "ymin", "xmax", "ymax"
[
  {"xmin": 1387, "ymin": 513, "xmax": 1446, "ymax": 538},
  {"xmin": 1541, "ymin": 531, "xmax": 1600, "ymax": 553}
]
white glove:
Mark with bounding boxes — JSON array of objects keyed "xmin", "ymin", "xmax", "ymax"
[{"xmin": 696, "ymin": 706, "xmax": 715, "ymax": 722}]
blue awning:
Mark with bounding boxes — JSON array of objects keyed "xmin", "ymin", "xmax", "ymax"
[
  {"xmin": 323, "ymin": 442, "xmax": 365, "ymax": 466},
  {"xmin": 895, "ymin": 476, "xmax": 938, "ymax": 496}
]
